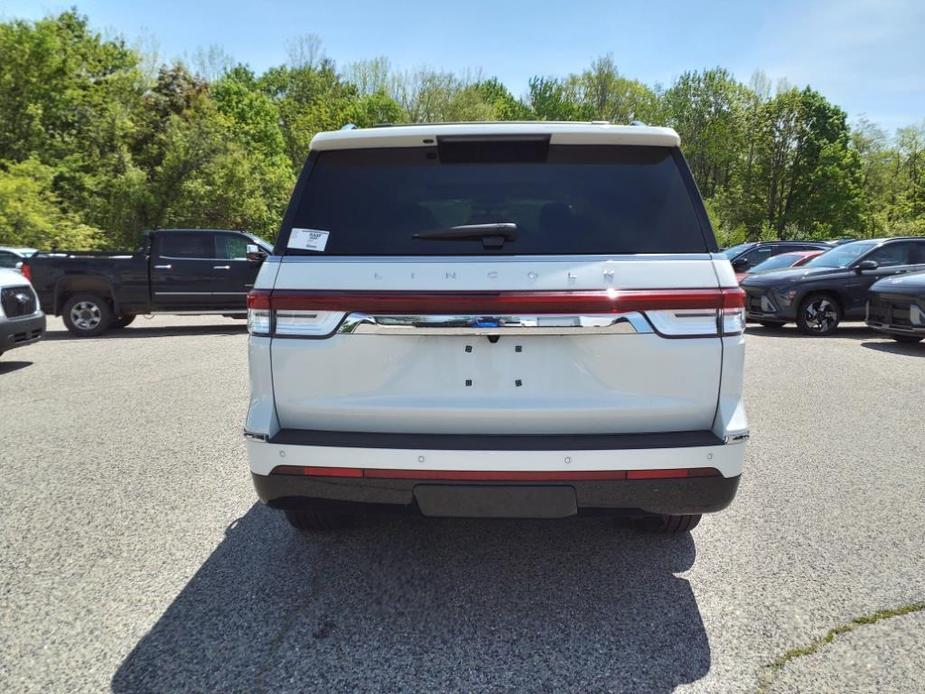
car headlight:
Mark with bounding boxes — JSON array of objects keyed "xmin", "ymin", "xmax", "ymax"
[
  {"xmin": 912, "ymin": 304, "xmax": 924, "ymax": 326},
  {"xmin": 775, "ymin": 287, "xmax": 798, "ymax": 306}
]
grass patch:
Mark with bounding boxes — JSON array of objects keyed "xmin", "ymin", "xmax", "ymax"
[{"xmin": 758, "ymin": 600, "xmax": 925, "ymax": 693}]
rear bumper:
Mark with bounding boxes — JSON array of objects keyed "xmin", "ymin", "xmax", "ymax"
[
  {"xmin": 867, "ymin": 321, "xmax": 925, "ymax": 337},
  {"xmin": 0, "ymin": 312, "xmax": 45, "ymax": 352},
  {"xmin": 252, "ymin": 472, "xmax": 741, "ymax": 517},
  {"xmin": 247, "ymin": 429, "xmax": 745, "ymax": 517}
]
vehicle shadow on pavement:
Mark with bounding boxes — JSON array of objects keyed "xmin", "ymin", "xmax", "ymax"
[
  {"xmin": 112, "ymin": 505, "xmax": 709, "ymax": 693},
  {"xmin": 42, "ymin": 324, "xmax": 247, "ymax": 341},
  {"xmin": 746, "ymin": 325, "xmax": 874, "ymax": 340},
  {"xmin": 861, "ymin": 340, "xmax": 925, "ymax": 357},
  {"xmin": 0, "ymin": 359, "xmax": 32, "ymax": 374}
]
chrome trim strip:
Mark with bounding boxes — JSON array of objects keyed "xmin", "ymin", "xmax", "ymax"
[{"xmin": 336, "ymin": 312, "xmax": 653, "ymax": 335}]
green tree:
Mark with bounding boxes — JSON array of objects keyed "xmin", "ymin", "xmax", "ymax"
[
  {"xmin": 664, "ymin": 68, "xmax": 748, "ymax": 197},
  {"xmin": 0, "ymin": 159, "xmax": 100, "ymax": 249}
]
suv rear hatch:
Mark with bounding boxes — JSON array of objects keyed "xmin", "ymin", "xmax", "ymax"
[{"xmin": 260, "ymin": 135, "xmax": 736, "ymax": 436}]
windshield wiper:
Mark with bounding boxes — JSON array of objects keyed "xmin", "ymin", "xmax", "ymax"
[{"xmin": 413, "ymin": 223, "xmax": 517, "ymax": 249}]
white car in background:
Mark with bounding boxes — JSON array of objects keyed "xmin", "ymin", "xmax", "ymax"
[
  {"xmin": 0, "ymin": 267, "xmax": 45, "ymax": 358},
  {"xmin": 244, "ymin": 122, "xmax": 748, "ymax": 534}
]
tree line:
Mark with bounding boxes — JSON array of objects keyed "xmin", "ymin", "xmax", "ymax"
[{"xmin": 1, "ymin": 11, "xmax": 923, "ymax": 251}]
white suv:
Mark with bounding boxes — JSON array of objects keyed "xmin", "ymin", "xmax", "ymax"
[{"xmin": 245, "ymin": 122, "xmax": 748, "ymax": 533}]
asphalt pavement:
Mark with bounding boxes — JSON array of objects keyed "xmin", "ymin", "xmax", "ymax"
[{"xmin": 1, "ymin": 316, "xmax": 923, "ymax": 693}]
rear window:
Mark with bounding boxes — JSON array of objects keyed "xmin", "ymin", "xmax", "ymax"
[{"xmin": 280, "ymin": 144, "xmax": 713, "ymax": 256}]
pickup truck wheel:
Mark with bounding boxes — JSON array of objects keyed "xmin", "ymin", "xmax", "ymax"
[
  {"xmin": 891, "ymin": 334, "xmax": 923, "ymax": 344},
  {"xmin": 111, "ymin": 314, "xmax": 136, "ymax": 329},
  {"xmin": 62, "ymin": 294, "xmax": 113, "ymax": 337},
  {"xmin": 284, "ymin": 509, "xmax": 350, "ymax": 532},
  {"xmin": 796, "ymin": 293, "xmax": 841, "ymax": 336},
  {"xmin": 635, "ymin": 513, "xmax": 702, "ymax": 533}
]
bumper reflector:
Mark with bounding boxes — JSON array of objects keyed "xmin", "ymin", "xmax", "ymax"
[{"xmin": 270, "ymin": 466, "xmax": 721, "ymax": 480}]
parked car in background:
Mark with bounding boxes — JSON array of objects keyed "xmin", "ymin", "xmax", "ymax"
[
  {"xmin": 246, "ymin": 122, "xmax": 748, "ymax": 534},
  {"xmin": 0, "ymin": 247, "xmax": 38, "ymax": 272},
  {"xmin": 866, "ymin": 270, "xmax": 925, "ymax": 343},
  {"xmin": 741, "ymin": 237, "xmax": 925, "ymax": 335},
  {"xmin": 26, "ymin": 229, "xmax": 272, "ymax": 337},
  {"xmin": 722, "ymin": 240, "xmax": 831, "ymax": 274},
  {"xmin": 735, "ymin": 250, "xmax": 824, "ymax": 283},
  {"xmin": 1, "ymin": 267, "xmax": 45, "ymax": 358}
]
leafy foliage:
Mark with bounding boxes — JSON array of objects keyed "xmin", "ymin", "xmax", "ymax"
[{"xmin": 0, "ymin": 10, "xmax": 922, "ymax": 251}]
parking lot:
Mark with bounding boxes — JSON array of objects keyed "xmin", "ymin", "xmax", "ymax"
[{"xmin": 1, "ymin": 316, "xmax": 923, "ymax": 693}]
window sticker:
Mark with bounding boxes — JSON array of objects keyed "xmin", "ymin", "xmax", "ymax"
[{"xmin": 288, "ymin": 228, "xmax": 330, "ymax": 252}]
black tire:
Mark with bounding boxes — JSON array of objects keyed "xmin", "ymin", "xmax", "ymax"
[
  {"xmin": 111, "ymin": 314, "xmax": 136, "ymax": 329},
  {"xmin": 891, "ymin": 334, "xmax": 923, "ymax": 344},
  {"xmin": 635, "ymin": 514, "xmax": 702, "ymax": 533},
  {"xmin": 796, "ymin": 293, "xmax": 842, "ymax": 336},
  {"xmin": 759, "ymin": 321, "xmax": 787, "ymax": 329},
  {"xmin": 62, "ymin": 293, "xmax": 113, "ymax": 337},
  {"xmin": 284, "ymin": 509, "xmax": 350, "ymax": 532}
]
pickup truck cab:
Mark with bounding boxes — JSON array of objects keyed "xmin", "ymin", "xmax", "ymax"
[
  {"xmin": 27, "ymin": 229, "xmax": 272, "ymax": 336},
  {"xmin": 245, "ymin": 122, "xmax": 748, "ymax": 533}
]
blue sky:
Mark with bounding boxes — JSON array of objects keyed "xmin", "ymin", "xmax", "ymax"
[{"xmin": 4, "ymin": 0, "xmax": 923, "ymax": 131}]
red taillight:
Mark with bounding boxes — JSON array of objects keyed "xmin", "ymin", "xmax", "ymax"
[
  {"xmin": 272, "ymin": 465, "xmax": 363, "ymax": 478},
  {"xmin": 247, "ymin": 289, "xmax": 271, "ymax": 310},
  {"xmin": 364, "ymin": 469, "xmax": 631, "ymax": 481},
  {"xmin": 265, "ymin": 288, "xmax": 740, "ymax": 314},
  {"xmin": 270, "ymin": 466, "xmax": 721, "ymax": 480},
  {"xmin": 21, "ymin": 262, "xmax": 32, "ymax": 281},
  {"xmin": 720, "ymin": 287, "xmax": 745, "ymax": 309},
  {"xmin": 248, "ymin": 288, "xmax": 747, "ymax": 337}
]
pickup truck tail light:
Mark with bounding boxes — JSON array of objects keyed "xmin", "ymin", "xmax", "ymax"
[{"xmin": 20, "ymin": 262, "xmax": 32, "ymax": 282}]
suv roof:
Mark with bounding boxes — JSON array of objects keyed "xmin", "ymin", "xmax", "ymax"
[{"xmin": 310, "ymin": 122, "xmax": 681, "ymax": 151}]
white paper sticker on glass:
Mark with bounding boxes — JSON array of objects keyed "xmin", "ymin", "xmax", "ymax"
[{"xmin": 288, "ymin": 228, "xmax": 330, "ymax": 252}]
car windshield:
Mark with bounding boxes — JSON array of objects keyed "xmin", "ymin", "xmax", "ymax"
[
  {"xmin": 750, "ymin": 253, "xmax": 806, "ymax": 273},
  {"xmin": 722, "ymin": 243, "xmax": 754, "ymax": 259},
  {"xmin": 805, "ymin": 241, "xmax": 877, "ymax": 268}
]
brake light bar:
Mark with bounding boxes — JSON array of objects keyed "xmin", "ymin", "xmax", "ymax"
[
  {"xmin": 247, "ymin": 288, "xmax": 746, "ymax": 337},
  {"xmin": 271, "ymin": 466, "xmax": 722, "ymax": 480},
  {"xmin": 249, "ymin": 287, "xmax": 744, "ymax": 314}
]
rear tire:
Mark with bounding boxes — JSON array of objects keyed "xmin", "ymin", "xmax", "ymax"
[
  {"xmin": 796, "ymin": 293, "xmax": 841, "ymax": 336},
  {"xmin": 284, "ymin": 509, "xmax": 350, "ymax": 532},
  {"xmin": 759, "ymin": 321, "xmax": 786, "ymax": 329},
  {"xmin": 891, "ymin": 334, "xmax": 923, "ymax": 344},
  {"xmin": 635, "ymin": 514, "xmax": 702, "ymax": 533},
  {"xmin": 62, "ymin": 293, "xmax": 113, "ymax": 337},
  {"xmin": 111, "ymin": 314, "xmax": 136, "ymax": 329}
]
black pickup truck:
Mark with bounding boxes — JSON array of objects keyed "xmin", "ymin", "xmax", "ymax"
[{"xmin": 26, "ymin": 229, "xmax": 272, "ymax": 336}]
